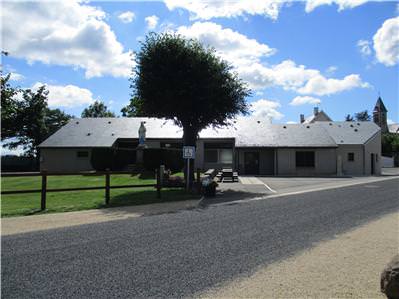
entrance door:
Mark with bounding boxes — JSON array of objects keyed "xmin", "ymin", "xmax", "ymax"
[
  {"xmin": 371, "ymin": 153, "xmax": 375, "ymax": 175},
  {"xmin": 244, "ymin": 152, "xmax": 259, "ymax": 175}
]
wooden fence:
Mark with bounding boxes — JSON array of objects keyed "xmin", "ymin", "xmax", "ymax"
[{"xmin": 1, "ymin": 169, "xmax": 162, "ymax": 211}]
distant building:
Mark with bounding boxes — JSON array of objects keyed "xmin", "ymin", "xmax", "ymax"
[
  {"xmin": 300, "ymin": 107, "xmax": 332, "ymax": 124},
  {"xmin": 373, "ymin": 97, "xmax": 389, "ymax": 133}
]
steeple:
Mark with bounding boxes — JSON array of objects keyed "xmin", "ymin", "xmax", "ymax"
[{"xmin": 373, "ymin": 96, "xmax": 388, "ymax": 133}]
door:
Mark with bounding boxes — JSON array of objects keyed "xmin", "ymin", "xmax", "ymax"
[
  {"xmin": 244, "ymin": 152, "xmax": 259, "ymax": 175},
  {"xmin": 371, "ymin": 153, "xmax": 375, "ymax": 175}
]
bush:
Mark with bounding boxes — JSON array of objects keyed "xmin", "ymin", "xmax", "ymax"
[{"xmin": 143, "ymin": 148, "xmax": 184, "ymax": 172}]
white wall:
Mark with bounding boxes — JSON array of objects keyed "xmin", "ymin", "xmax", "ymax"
[
  {"xmin": 364, "ymin": 131, "xmax": 381, "ymax": 175},
  {"xmin": 336, "ymin": 145, "xmax": 364, "ymax": 175},
  {"xmin": 277, "ymin": 148, "xmax": 336, "ymax": 176},
  {"xmin": 40, "ymin": 148, "xmax": 93, "ymax": 172}
]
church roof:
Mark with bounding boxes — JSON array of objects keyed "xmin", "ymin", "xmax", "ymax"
[{"xmin": 374, "ymin": 97, "xmax": 388, "ymax": 112}]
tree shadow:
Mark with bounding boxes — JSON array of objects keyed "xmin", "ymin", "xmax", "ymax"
[{"xmin": 97, "ymin": 188, "xmax": 201, "ymax": 210}]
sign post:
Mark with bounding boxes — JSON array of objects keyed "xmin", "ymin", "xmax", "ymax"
[{"xmin": 183, "ymin": 146, "xmax": 196, "ymax": 191}]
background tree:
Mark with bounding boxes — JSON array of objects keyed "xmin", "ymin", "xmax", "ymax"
[
  {"xmin": 81, "ymin": 100, "xmax": 115, "ymax": 117},
  {"xmin": 354, "ymin": 110, "xmax": 371, "ymax": 121},
  {"xmin": 1, "ymin": 72, "xmax": 21, "ymax": 139},
  {"xmin": 2, "ymin": 84, "xmax": 72, "ymax": 158},
  {"xmin": 345, "ymin": 114, "xmax": 354, "ymax": 122},
  {"xmin": 121, "ymin": 97, "xmax": 139, "ymax": 117},
  {"xmin": 132, "ymin": 33, "xmax": 250, "ymax": 184}
]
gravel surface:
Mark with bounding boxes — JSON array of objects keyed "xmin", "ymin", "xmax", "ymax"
[
  {"xmin": 2, "ymin": 178, "xmax": 398, "ymax": 298},
  {"xmin": 200, "ymin": 212, "xmax": 399, "ymax": 298}
]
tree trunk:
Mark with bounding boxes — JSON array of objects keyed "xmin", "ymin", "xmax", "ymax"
[{"xmin": 182, "ymin": 126, "xmax": 197, "ymax": 190}]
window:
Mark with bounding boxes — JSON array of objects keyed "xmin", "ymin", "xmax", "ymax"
[
  {"xmin": 296, "ymin": 151, "xmax": 315, "ymax": 167},
  {"xmin": 219, "ymin": 149, "xmax": 233, "ymax": 163},
  {"xmin": 77, "ymin": 151, "xmax": 89, "ymax": 158},
  {"xmin": 348, "ymin": 152, "xmax": 355, "ymax": 162},
  {"xmin": 204, "ymin": 149, "xmax": 218, "ymax": 163}
]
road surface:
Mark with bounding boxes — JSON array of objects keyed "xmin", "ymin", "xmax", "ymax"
[{"xmin": 2, "ymin": 178, "xmax": 398, "ymax": 298}]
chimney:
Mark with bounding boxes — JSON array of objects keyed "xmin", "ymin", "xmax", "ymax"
[
  {"xmin": 300, "ymin": 114, "xmax": 305, "ymax": 123},
  {"xmin": 313, "ymin": 107, "xmax": 319, "ymax": 116}
]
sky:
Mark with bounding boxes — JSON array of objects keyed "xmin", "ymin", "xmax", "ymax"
[{"xmin": 1, "ymin": 0, "xmax": 398, "ymax": 127}]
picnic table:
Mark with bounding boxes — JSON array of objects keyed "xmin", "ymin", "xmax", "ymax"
[{"xmin": 216, "ymin": 168, "xmax": 238, "ymax": 182}]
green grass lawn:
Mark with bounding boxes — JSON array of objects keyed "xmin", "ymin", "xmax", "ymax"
[{"xmin": 1, "ymin": 172, "xmax": 199, "ymax": 217}]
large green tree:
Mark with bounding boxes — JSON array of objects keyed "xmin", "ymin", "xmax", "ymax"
[
  {"xmin": 131, "ymin": 33, "xmax": 250, "ymax": 183},
  {"xmin": 81, "ymin": 100, "xmax": 115, "ymax": 117},
  {"xmin": 1, "ymin": 72, "xmax": 21, "ymax": 140},
  {"xmin": 2, "ymin": 83, "xmax": 72, "ymax": 158}
]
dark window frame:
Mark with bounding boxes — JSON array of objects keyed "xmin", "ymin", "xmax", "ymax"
[
  {"xmin": 295, "ymin": 151, "xmax": 315, "ymax": 168},
  {"xmin": 348, "ymin": 152, "xmax": 355, "ymax": 162}
]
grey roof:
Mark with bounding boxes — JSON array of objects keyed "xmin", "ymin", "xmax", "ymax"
[
  {"xmin": 39, "ymin": 117, "xmax": 380, "ymax": 148},
  {"xmin": 388, "ymin": 123, "xmax": 399, "ymax": 134},
  {"xmin": 303, "ymin": 110, "xmax": 332, "ymax": 124},
  {"xmin": 318, "ymin": 121, "xmax": 380, "ymax": 145}
]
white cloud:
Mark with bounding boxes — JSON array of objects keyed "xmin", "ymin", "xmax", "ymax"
[
  {"xmin": 305, "ymin": 0, "xmax": 369, "ymax": 13},
  {"xmin": 297, "ymin": 74, "xmax": 370, "ymax": 96},
  {"xmin": 32, "ymin": 82, "xmax": 95, "ymax": 108},
  {"xmin": 357, "ymin": 39, "xmax": 372, "ymax": 56},
  {"xmin": 176, "ymin": 22, "xmax": 369, "ymax": 95},
  {"xmin": 118, "ymin": 11, "xmax": 135, "ymax": 23},
  {"xmin": 164, "ymin": 0, "xmax": 287, "ymax": 20},
  {"xmin": 145, "ymin": 15, "xmax": 159, "ymax": 30},
  {"xmin": 250, "ymin": 99, "xmax": 284, "ymax": 120},
  {"xmin": 290, "ymin": 96, "xmax": 321, "ymax": 106},
  {"xmin": 9, "ymin": 72, "xmax": 24, "ymax": 81},
  {"xmin": 326, "ymin": 66, "xmax": 338, "ymax": 75},
  {"xmin": 286, "ymin": 121, "xmax": 297, "ymax": 124},
  {"xmin": 177, "ymin": 22, "xmax": 275, "ymax": 65},
  {"xmin": 388, "ymin": 119, "xmax": 394, "ymax": 125},
  {"xmin": 373, "ymin": 16, "xmax": 399, "ymax": 66},
  {"xmin": 1, "ymin": 1, "xmax": 134, "ymax": 78}
]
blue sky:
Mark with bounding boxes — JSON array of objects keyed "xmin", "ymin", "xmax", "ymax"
[{"xmin": 2, "ymin": 0, "xmax": 398, "ymax": 125}]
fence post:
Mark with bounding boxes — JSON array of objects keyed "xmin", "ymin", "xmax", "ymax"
[
  {"xmin": 105, "ymin": 168, "xmax": 110, "ymax": 205},
  {"xmin": 41, "ymin": 170, "xmax": 47, "ymax": 211},
  {"xmin": 196, "ymin": 168, "xmax": 201, "ymax": 194},
  {"xmin": 156, "ymin": 168, "xmax": 161, "ymax": 199}
]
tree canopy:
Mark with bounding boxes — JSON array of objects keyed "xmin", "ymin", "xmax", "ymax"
[
  {"xmin": 1, "ymin": 72, "xmax": 21, "ymax": 140},
  {"xmin": 81, "ymin": 100, "xmax": 115, "ymax": 118},
  {"xmin": 131, "ymin": 33, "xmax": 250, "ymax": 142},
  {"xmin": 120, "ymin": 97, "xmax": 139, "ymax": 117},
  {"xmin": 1, "ymin": 81, "xmax": 72, "ymax": 157},
  {"xmin": 354, "ymin": 110, "xmax": 371, "ymax": 121}
]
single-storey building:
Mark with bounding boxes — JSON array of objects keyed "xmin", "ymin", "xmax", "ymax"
[{"xmin": 38, "ymin": 117, "xmax": 381, "ymax": 176}]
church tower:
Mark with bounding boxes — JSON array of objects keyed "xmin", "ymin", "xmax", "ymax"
[{"xmin": 373, "ymin": 96, "xmax": 388, "ymax": 133}]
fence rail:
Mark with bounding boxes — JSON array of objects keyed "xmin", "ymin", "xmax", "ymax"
[{"xmin": 1, "ymin": 169, "xmax": 160, "ymax": 210}]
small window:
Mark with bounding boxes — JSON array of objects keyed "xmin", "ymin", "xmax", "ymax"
[
  {"xmin": 348, "ymin": 152, "xmax": 355, "ymax": 162},
  {"xmin": 77, "ymin": 151, "xmax": 89, "ymax": 158},
  {"xmin": 219, "ymin": 149, "xmax": 233, "ymax": 164},
  {"xmin": 296, "ymin": 151, "xmax": 315, "ymax": 168},
  {"xmin": 204, "ymin": 149, "xmax": 218, "ymax": 163}
]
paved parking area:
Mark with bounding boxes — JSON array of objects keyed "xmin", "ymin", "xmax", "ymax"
[{"xmin": 213, "ymin": 174, "xmax": 399, "ymax": 205}]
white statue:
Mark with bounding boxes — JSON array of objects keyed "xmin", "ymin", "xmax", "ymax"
[{"xmin": 138, "ymin": 121, "xmax": 146, "ymax": 145}]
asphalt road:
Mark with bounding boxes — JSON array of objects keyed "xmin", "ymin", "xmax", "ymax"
[{"xmin": 2, "ymin": 178, "xmax": 398, "ymax": 298}]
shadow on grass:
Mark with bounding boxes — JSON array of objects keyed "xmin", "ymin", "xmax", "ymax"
[{"xmin": 99, "ymin": 188, "xmax": 201, "ymax": 210}]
